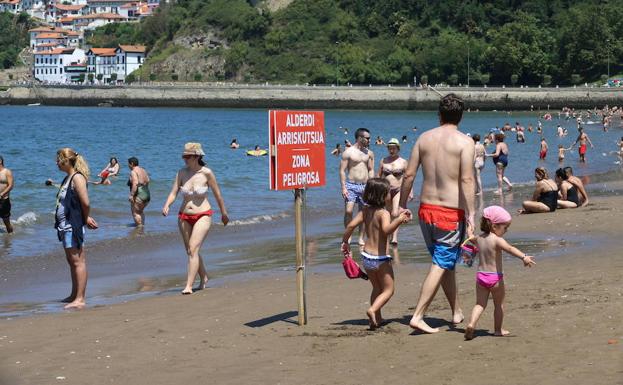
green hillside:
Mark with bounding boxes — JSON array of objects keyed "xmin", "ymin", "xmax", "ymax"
[
  {"xmin": 87, "ymin": 0, "xmax": 623, "ymax": 85},
  {"xmin": 0, "ymin": 12, "xmax": 35, "ymax": 69}
]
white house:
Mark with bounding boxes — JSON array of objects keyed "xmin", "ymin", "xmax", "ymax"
[
  {"xmin": 53, "ymin": 3, "xmax": 86, "ymax": 19},
  {"xmin": 114, "ymin": 44, "xmax": 145, "ymax": 80},
  {"xmin": 34, "ymin": 47, "xmax": 86, "ymax": 83},
  {"xmin": 29, "ymin": 26, "xmax": 55, "ymax": 49},
  {"xmin": 86, "ymin": 47, "xmax": 116, "ymax": 82},
  {"xmin": 0, "ymin": 0, "xmax": 21, "ymax": 13},
  {"xmin": 74, "ymin": 12, "xmax": 127, "ymax": 31},
  {"xmin": 86, "ymin": 0, "xmax": 133, "ymax": 14}
]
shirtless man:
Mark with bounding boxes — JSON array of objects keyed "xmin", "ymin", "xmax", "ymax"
[
  {"xmin": 539, "ymin": 137, "xmax": 548, "ymax": 160},
  {"xmin": 340, "ymin": 128, "xmax": 374, "ymax": 245},
  {"xmin": 0, "ymin": 156, "xmax": 14, "ymax": 233},
  {"xmin": 571, "ymin": 127, "xmax": 594, "ymax": 163},
  {"xmin": 399, "ymin": 94, "xmax": 476, "ymax": 333}
]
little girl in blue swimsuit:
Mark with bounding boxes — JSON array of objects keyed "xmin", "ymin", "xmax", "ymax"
[
  {"xmin": 463, "ymin": 206, "xmax": 536, "ymax": 340},
  {"xmin": 342, "ymin": 178, "xmax": 411, "ymax": 330}
]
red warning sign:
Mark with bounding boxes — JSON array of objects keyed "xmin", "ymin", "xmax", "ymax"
[{"xmin": 269, "ymin": 110, "xmax": 326, "ymax": 190}]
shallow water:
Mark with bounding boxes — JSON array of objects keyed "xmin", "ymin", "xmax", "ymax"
[{"xmin": 1, "ymin": 106, "xmax": 621, "ymax": 259}]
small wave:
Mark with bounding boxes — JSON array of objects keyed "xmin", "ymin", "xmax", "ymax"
[
  {"xmin": 11, "ymin": 212, "xmax": 38, "ymax": 226},
  {"xmin": 229, "ymin": 212, "xmax": 289, "ymax": 226}
]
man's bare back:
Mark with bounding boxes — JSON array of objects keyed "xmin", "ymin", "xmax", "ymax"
[{"xmin": 400, "ymin": 125, "xmax": 475, "ymax": 211}]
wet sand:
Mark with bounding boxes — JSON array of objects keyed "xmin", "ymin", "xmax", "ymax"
[{"xmin": 1, "ymin": 194, "xmax": 622, "ymax": 384}]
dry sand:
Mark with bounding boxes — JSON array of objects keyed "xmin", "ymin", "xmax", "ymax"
[{"xmin": 1, "ymin": 196, "xmax": 622, "ymax": 385}]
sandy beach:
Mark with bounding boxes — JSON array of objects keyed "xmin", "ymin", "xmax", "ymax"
[{"xmin": 1, "ymin": 192, "xmax": 622, "ymax": 385}]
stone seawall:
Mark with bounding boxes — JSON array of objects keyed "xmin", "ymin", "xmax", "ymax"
[{"xmin": 1, "ymin": 85, "xmax": 622, "ymax": 110}]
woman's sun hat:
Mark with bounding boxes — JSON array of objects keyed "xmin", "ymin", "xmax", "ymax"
[
  {"xmin": 387, "ymin": 138, "xmax": 400, "ymax": 147},
  {"xmin": 183, "ymin": 142, "xmax": 205, "ymax": 156}
]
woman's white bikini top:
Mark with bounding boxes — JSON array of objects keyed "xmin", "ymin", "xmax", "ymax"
[{"xmin": 180, "ymin": 185, "xmax": 209, "ymax": 197}]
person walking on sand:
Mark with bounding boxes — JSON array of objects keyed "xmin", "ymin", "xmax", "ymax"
[
  {"xmin": 0, "ymin": 156, "xmax": 14, "ymax": 233},
  {"xmin": 341, "ymin": 178, "xmax": 412, "ymax": 329},
  {"xmin": 378, "ymin": 138, "xmax": 410, "ymax": 245},
  {"xmin": 571, "ymin": 127, "xmax": 594, "ymax": 163},
  {"xmin": 539, "ymin": 137, "xmax": 548, "ymax": 160},
  {"xmin": 54, "ymin": 148, "xmax": 98, "ymax": 309},
  {"xmin": 162, "ymin": 143, "xmax": 229, "ymax": 295},
  {"xmin": 340, "ymin": 128, "xmax": 374, "ymax": 245},
  {"xmin": 127, "ymin": 157, "xmax": 150, "ymax": 226},
  {"xmin": 399, "ymin": 93, "xmax": 476, "ymax": 334},
  {"xmin": 463, "ymin": 206, "xmax": 536, "ymax": 340},
  {"xmin": 486, "ymin": 133, "xmax": 513, "ymax": 195}
]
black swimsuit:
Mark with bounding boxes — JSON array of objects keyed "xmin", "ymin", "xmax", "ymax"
[
  {"xmin": 566, "ymin": 186, "xmax": 580, "ymax": 205},
  {"xmin": 538, "ymin": 181, "xmax": 558, "ymax": 212}
]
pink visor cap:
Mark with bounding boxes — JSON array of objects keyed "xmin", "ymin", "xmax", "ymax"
[{"xmin": 483, "ymin": 205, "xmax": 512, "ymax": 224}]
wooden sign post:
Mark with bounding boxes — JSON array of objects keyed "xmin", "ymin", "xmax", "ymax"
[{"xmin": 269, "ymin": 110, "xmax": 326, "ymax": 326}]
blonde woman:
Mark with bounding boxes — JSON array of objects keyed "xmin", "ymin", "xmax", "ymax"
[
  {"xmin": 162, "ymin": 143, "xmax": 229, "ymax": 294},
  {"xmin": 54, "ymin": 148, "xmax": 98, "ymax": 309},
  {"xmin": 378, "ymin": 138, "xmax": 409, "ymax": 244}
]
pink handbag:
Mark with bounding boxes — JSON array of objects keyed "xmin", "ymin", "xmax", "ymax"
[{"xmin": 341, "ymin": 245, "xmax": 368, "ymax": 280}]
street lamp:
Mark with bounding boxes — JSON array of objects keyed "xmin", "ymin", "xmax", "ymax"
[
  {"xmin": 606, "ymin": 39, "xmax": 610, "ymax": 80},
  {"xmin": 335, "ymin": 41, "xmax": 339, "ymax": 87}
]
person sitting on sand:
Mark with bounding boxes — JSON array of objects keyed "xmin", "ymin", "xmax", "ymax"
[
  {"xmin": 555, "ymin": 168, "xmax": 581, "ymax": 209},
  {"xmin": 230, "ymin": 139, "xmax": 240, "ymax": 149},
  {"xmin": 93, "ymin": 157, "xmax": 119, "ymax": 185},
  {"xmin": 341, "ymin": 178, "xmax": 411, "ymax": 329},
  {"xmin": 518, "ymin": 167, "xmax": 558, "ymax": 214},
  {"xmin": 563, "ymin": 167, "xmax": 589, "ymax": 207},
  {"xmin": 463, "ymin": 206, "xmax": 536, "ymax": 340},
  {"xmin": 162, "ymin": 143, "xmax": 229, "ymax": 295}
]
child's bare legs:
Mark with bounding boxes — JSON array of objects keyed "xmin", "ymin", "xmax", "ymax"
[
  {"xmin": 465, "ymin": 283, "xmax": 490, "ymax": 340},
  {"xmin": 365, "ymin": 262, "xmax": 394, "ymax": 329},
  {"xmin": 491, "ymin": 281, "xmax": 509, "ymax": 336},
  {"xmin": 389, "ymin": 192, "xmax": 401, "ymax": 244}
]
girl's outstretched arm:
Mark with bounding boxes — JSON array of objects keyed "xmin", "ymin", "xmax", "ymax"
[
  {"xmin": 497, "ymin": 237, "xmax": 536, "ymax": 267},
  {"xmin": 381, "ymin": 209, "xmax": 411, "ymax": 235}
]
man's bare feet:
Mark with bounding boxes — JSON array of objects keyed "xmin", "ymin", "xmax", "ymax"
[
  {"xmin": 409, "ymin": 316, "xmax": 439, "ymax": 334},
  {"xmin": 181, "ymin": 288, "xmax": 193, "ymax": 295},
  {"xmin": 452, "ymin": 310, "xmax": 464, "ymax": 324},
  {"xmin": 367, "ymin": 308, "xmax": 378, "ymax": 330},
  {"xmin": 64, "ymin": 300, "xmax": 85, "ymax": 310},
  {"xmin": 464, "ymin": 326, "xmax": 475, "ymax": 340},
  {"xmin": 494, "ymin": 329, "xmax": 510, "ymax": 337}
]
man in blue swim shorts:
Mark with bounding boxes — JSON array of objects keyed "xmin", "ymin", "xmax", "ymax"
[
  {"xmin": 399, "ymin": 94, "xmax": 476, "ymax": 334},
  {"xmin": 340, "ymin": 128, "xmax": 374, "ymax": 245}
]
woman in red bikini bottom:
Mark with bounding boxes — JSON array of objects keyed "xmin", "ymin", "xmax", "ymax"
[{"xmin": 162, "ymin": 142, "xmax": 229, "ymax": 294}]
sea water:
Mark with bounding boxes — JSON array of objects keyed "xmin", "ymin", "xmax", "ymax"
[{"xmin": 0, "ymin": 105, "xmax": 621, "ymax": 260}]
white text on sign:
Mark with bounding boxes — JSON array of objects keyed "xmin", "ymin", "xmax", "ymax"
[
  {"xmin": 277, "ymin": 131, "xmax": 324, "ymax": 145},
  {"xmin": 286, "ymin": 113, "xmax": 315, "ymax": 127},
  {"xmin": 282, "ymin": 171, "xmax": 321, "ymax": 187},
  {"xmin": 292, "ymin": 155, "xmax": 310, "ymax": 168}
]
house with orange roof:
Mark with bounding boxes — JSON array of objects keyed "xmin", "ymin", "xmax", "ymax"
[
  {"xmin": 34, "ymin": 47, "xmax": 86, "ymax": 83},
  {"xmin": 86, "ymin": 47, "xmax": 116, "ymax": 83},
  {"xmin": 52, "ymin": 3, "xmax": 87, "ymax": 19},
  {"xmin": 114, "ymin": 44, "xmax": 145, "ymax": 81},
  {"xmin": 73, "ymin": 12, "xmax": 128, "ymax": 31},
  {"xmin": 0, "ymin": 0, "xmax": 21, "ymax": 13},
  {"xmin": 87, "ymin": 0, "xmax": 134, "ymax": 15}
]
